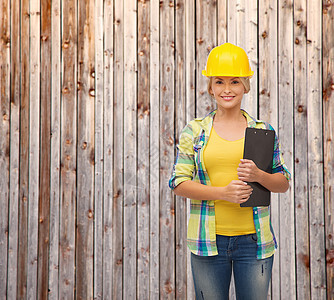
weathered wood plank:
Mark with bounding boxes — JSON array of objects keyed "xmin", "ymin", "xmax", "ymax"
[
  {"xmin": 228, "ymin": 0, "xmax": 258, "ymax": 116},
  {"xmin": 76, "ymin": 0, "xmax": 95, "ymax": 298},
  {"xmin": 257, "ymin": 1, "xmax": 279, "ymax": 298},
  {"xmin": 0, "ymin": 0, "xmax": 10, "ymax": 297},
  {"xmin": 217, "ymin": 0, "xmax": 227, "ymax": 45},
  {"xmin": 102, "ymin": 0, "xmax": 114, "ymax": 298},
  {"xmin": 17, "ymin": 0, "xmax": 30, "ymax": 297},
  {"xmin": 258, "ymin": 0, "xmax": 278, "ymax": 125},
  {"xmin": 293, "ymin": 1, "xmax": 311, "ymax": 298},
  {"xmin": 59, "ymin": 0, "xmax": 77, "ymax": 297},
  {"xmin": 175, "ymin": 0, "xmax": 188, "ymax": 298},
  {"xmin": 49, "ymin": 0, "xmax": 61, "ymax": 298},
  {"xmin": 149, "ymin": 0, "xmax": 160, "ymax": 298},
  {"xmin": 307, "ymin": 1, "xmax": 327, "ymax": 298},
  {"xmin": 323, "ymin": 1, "xmax": 334, "ymax": 299},
  {"xmin": 185, "ymin": 0, "xmax": 196, "ymax": 298},
  {"xmin": 278, "ymin": 1, "xmax": 296, "ymax": 299},
  {"xmin": 27, "ymin": 0, "xmax": 41, "ymax": 298},
  {"xmin": 137, "ymin": 0, "xmax": 150, "ymax": 299},
  {"xmin": 160, "ymin": 0, "xmax": 175, "ymax": 298},
  {"xmin": 94, "ymin": 0, "xmax": 104, "ymax": 298},
  {"xmin": 38, "ymin": 0, "xmax": 51, "ymax": 298},
  {"xmin": 113, "ymin": 0, "xmax": 124, "ymax": 298},
  {"xmin": 123, "ymin": 0, "xmax": 137, "ymax": 298},
  {"xmin": 7, "ymin": 0, "xmax": 20, "ymax": 297},
  {"xmin": 196, "ymin": 0, "xmax": 216, "ymax": 117}
]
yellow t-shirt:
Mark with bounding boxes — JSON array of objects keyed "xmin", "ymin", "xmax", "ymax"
[{"xmin": 203, "ymin": 127, "xmax": 256, "ymax": 236}]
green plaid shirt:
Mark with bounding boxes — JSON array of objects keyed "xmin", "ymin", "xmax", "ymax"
[{"xmin": 169, "ymin": 109, "xmax": 291, "ymax": 259}]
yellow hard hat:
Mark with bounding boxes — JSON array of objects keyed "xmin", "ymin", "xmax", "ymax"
[{"xmin": 202, "ymin": 43, "xmax": 254, "ymax": 77}]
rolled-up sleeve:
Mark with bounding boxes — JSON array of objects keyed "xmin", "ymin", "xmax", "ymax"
[
  {"xmin": 168, "ymin": 124, "xmax": 196, "ymax": 190},
  {"xmin": 270, "ymin": 125, "xmax": 291, "ymax": 181}
]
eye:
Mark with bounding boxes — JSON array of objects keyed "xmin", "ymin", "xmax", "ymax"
[
  {"xmin": 215, "ymin": 80, "xmax": 223, "ymax": 84},
  {"xmin": 232, "ymin": 80, "xmax": 240, "ymax": 84}
]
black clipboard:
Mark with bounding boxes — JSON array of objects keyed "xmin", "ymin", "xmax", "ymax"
[{"xmin": 240, "ymin": 127, "xmax": 275, "ymax": 207}]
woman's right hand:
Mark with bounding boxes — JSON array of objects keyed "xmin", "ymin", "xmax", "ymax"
[{"xmin": 219, "ymin": 180, "xmax": 253, "ymax": 204}]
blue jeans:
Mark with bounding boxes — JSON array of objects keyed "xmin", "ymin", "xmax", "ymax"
[{"xmin": 191, "ymin": 234, "xmax": 274, "ymax": 300}]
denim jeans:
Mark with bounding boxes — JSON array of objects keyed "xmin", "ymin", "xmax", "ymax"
[{"xmin": 191, "ymin": 234, "xmax": 274, "ymax": 300}]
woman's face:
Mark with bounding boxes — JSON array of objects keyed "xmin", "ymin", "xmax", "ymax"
[{"xmin": 210, "ymin": 76, "xmax": 246, "ymax": 111}]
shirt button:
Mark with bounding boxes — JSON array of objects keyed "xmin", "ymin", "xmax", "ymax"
[{"xmin": 255, "ymin": 211, "xmax": 258, "ymax": 214}]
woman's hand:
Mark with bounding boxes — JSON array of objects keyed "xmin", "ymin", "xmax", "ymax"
[
  {"xmin": 237, "ymin": 159, "xmax": 290, "ymax": 193},
  {"xmin": 220, "ymin": 180, "xmax": 253, "ymax": 204},
  {"xmin": 237, "ymin": 159, "xmax": 261, "ymax": 182}
]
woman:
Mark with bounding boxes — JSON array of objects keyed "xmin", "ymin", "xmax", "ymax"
[{"xmin": 169, "ymin": 43, "xmax": 290, "ymax": 299}]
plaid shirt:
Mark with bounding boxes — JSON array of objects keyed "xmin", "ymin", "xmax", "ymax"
[{"xmin": 169, "ymin": 109, "xmax": 291, "ymax": 259}]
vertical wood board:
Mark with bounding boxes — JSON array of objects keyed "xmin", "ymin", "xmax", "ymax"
[
  {"xmin": 48, "ymin": 0, "xmax": 61, "ymax": 298},
  {"xmin": 137, "ymin": 0, "xmax": 150, "ymax": 299},
  {"xmin": 102, "ymin": 0, "xmax": 114, "ymax": 298},
  {"xmin": 38, "ymin": 0, "xmax": 51, "ymax": 298},
  {"xmin": 59, "ymin": 0, "xmax": 77, "ymax": 297},
  {"xmin": 0, "ymin": 0, "xmax": 10, "ymax": 297},
  {"xmin": 76, "ymin": 0, "xmax": 95, "ymax": 297},
  {"xmin": 307, "ymin": 0, "xmax": 326, "ymax": 298},
  {"xmin": 123, "ymin": 0, "xmax": 137, "ymax": 298},
  {"xmin": 113, "ymin": 0, "xmax": 124, "ymax": 298},
  {"xmin": 149, "ymin": 0, "xmax": 160, "ymax": 298},
  {"xmin": 278, "ymin": 1, "xmax": 296, "ymax": 299},
  {"xmin": 293, "ymin": 0, "xmax": 311, "ymax": 298},
  {"xmin": 27, "ymin": 0, "xmax": 41, "ymax": 298},
  {"xmin": 323, "ymin": 0, "xmax": 334, "ymax": 299},
  {"xmin": 94, "ymin": 0, "xmax": 104, "ymax": 298}
]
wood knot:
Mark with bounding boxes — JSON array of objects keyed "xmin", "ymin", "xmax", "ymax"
[
  {"xmin": 62, "ymin": 40, "xmax": 70, "ymax": 49},
  {"xmin": 114, "ymin": 190, "xmax": 121, "ymax": 199},
  {"xmin": 87, "ymin": 210, "xmax": 94, "ymax": 219},
  {"xmin": 62, "ymin": 87, "xmax": 69, "ymax": 94},
  {"xmin": 89, "ymin": 88, "xmax": 95, "ymax": 97},
  {"xmin": 297, "ymin": 105, "xmax": 304, "ymax": 113},
  {"xmin": 295, "ymin": 38, "xmax": 300, "ymax": 45},
  {"xmin": 299, "ymin": 253, "xmax": 310, "ymax": 269},
  {"xmin": 197, "ymin": 38, "xmax": 204, "ymax": 45},
  {"xmin": 262, "ymin": 31, "xmax": 268, "ymax": 39},
  {"xmin": 116, "ymin": 259, "xmax": 123, "ymax": 266},
  {"xmin": 82, "ymin": 142, "xmax": 87, "ymax": 150},
  {"xmin": 327, "ymin": 249, "xmax": 334, "ymax": 267}
]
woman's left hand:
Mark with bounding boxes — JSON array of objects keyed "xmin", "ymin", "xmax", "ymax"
[{"xmin": 237, "ymin": 159, "xmax": 261, "ymax": 182}]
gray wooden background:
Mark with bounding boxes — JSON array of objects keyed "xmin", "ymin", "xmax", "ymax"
[{"xmin": 0, "ymin": 0, "xmax": 333, "ymax": 299}]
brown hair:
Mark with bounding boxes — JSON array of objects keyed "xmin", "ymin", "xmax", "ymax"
[{"xmin": 207, "ymin": 77, "xmax": 251, "ymax": 96}]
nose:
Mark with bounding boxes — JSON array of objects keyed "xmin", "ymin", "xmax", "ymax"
[{"xmin": 223, "ymin": 83, "xmax": 231, "ymax": 94}]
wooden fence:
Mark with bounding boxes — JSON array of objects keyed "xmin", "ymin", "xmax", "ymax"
[{"xmin": 0, "ymin": 0, "xmax": 333, "ymax": 299}]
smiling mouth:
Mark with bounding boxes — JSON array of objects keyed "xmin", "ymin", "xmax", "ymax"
[{"xmin": 222, "ymin": 96, "xmax": 234, "ymax": 100}]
